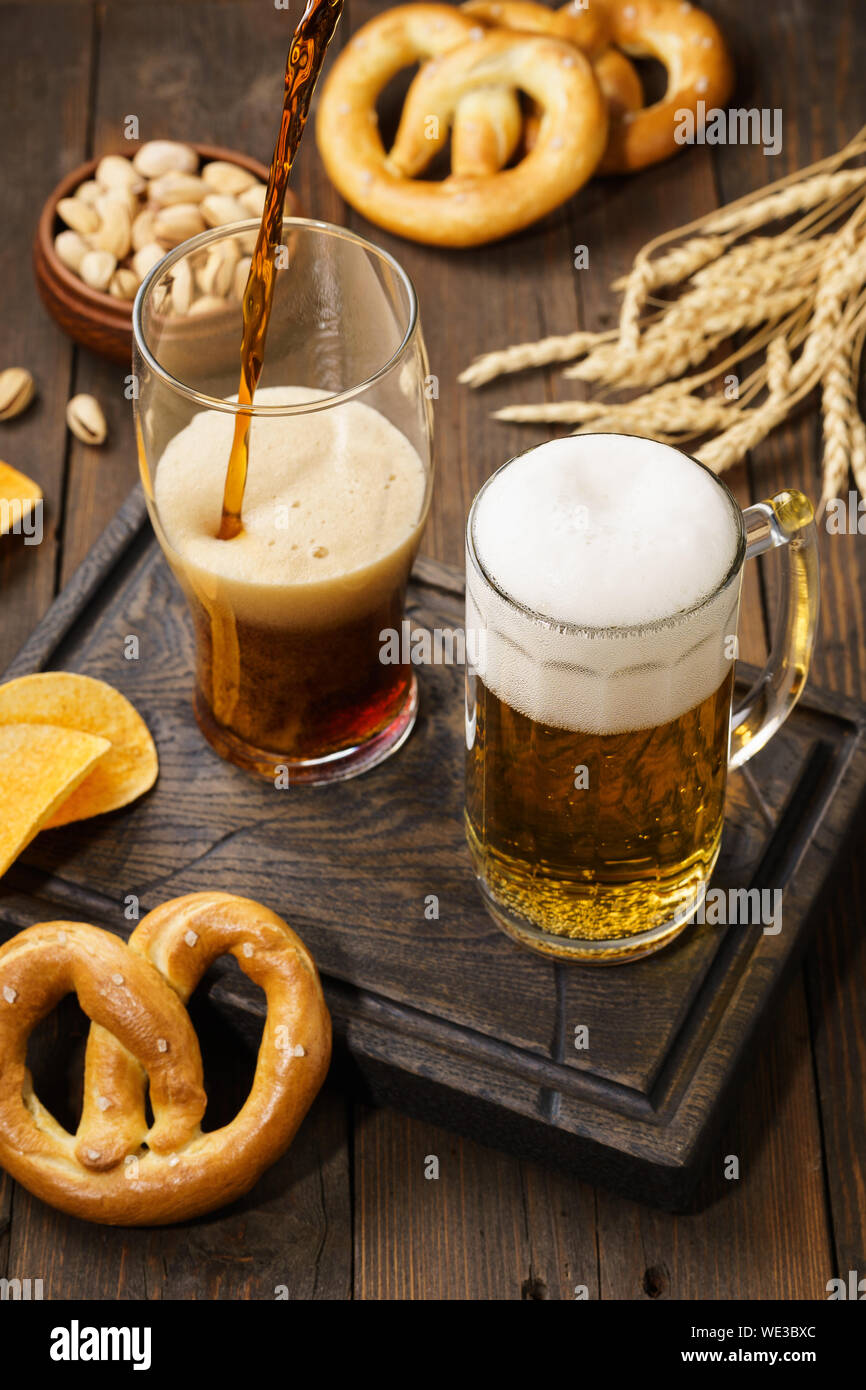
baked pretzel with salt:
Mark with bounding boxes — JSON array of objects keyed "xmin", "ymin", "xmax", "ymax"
[
  {"xmin": 315, "ymin": 2, "xmax": 608, "ymax": 247},
  {"xmin": 454, "ymin": 0, "xmax": 734, "ymax": 175},
  {"xmin": 591, "ymin": 0, "xmax": 735, "ymax": 173},
  {"xmin": 0, "ymin": 891, "xmax": 331, "ymax": 1225},
  {"xmin": 456, "ymin": 0, "xmax": 644, "ymax": 174}
]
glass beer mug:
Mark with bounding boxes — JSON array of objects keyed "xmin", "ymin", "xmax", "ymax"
[
  {"xmin": 464, "ymin": 434, "xmax": 820, "ymax": 963},
  {"xmin": 133, "ymin": 219, "xmax": 433, "ymax": 784}
]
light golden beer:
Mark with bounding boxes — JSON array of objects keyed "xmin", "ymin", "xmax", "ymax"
[
  {"xmin": 466, "ymin": 669, "xmax": 734, "ymax": 949},
  {"xmin": 465, "ymin": 434, "xmax": 745, "ymax": 961}
]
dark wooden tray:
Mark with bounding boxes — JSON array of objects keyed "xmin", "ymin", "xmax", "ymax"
[{"xmin": 2, "ymin": 486, "xmax": 864, "ymax": 1209}]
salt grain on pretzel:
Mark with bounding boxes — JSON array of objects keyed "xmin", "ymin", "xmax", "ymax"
[{"xmin": 0, "ymin": 891, "xmax": 331, "ymax": 1225}]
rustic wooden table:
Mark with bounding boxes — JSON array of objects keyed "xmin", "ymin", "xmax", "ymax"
[{"xmin": 1, "ymin": 0, "xmax": 864, "ymax": 1300}]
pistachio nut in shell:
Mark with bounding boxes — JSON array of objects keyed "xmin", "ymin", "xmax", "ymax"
[
  {"xmin": 148, "ymin": 172, "xmax": 207, "ymax": 206},
  {"xmin": 132, "ymin": 140, "xmax": 198, "ymax": 179},
  {"xmin": 75, "ymin": 179, "xmax": 102, "ymax": 207},
  {"xmin": 54, "ymin": 230, "xmax": 89, "ymax": 273},
  {"xmin": 131, "ymin": 208, "xmax": 158, "ymax": 252},
  {"xmin": 202, "ymin": 161, "xmax": 257, "ymax": 196},
  {"xmin": 95, "ymin": 154, "xmax": 145, "ymax": 194},
  {"xmin": 153, "ymin": 203, "xmax": 206, "ymax": 247},
  {"xmin": 66, "ymin": 394, "xmax": 108, "ymax": 446},
  {"xmin": 0, "ymin": 369, "xmax": 36, "ymax": 422},
  {"xmin": 79, "ymin": 249, "xmax": 117, "ymax": 291},
  {"xmin": 57, "ymin": 198, "xmax": 100, "ymax": 236},
  {"xmin": 109, "ymin": 268, "xmax": 139, "ymax": 301},
  {"xmin": 132, "ymin": 242, "xmax": 166, "ymax": 280},
  {"xmin": 239, "ymin": 184, "xmax": 267, "ymax": 218},
  {"xmin": 92, "ymin": 195, "xmax": 133, "ymax": 261},
  {"xmin": 200, "ymin": 193, "xmax": 247, "ymax": 228}
]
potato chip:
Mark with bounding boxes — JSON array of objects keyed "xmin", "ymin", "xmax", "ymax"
[
  {"xmin": 0, "ymin": 461, "xmax": 42, "ymax": 536},
  {"xmin": 0, "ymin": 724, "xmax": 110, "ymax": 876},
  {"xmin": 0, "ymin": 673, "xmax": 158, "ymax": 827}
]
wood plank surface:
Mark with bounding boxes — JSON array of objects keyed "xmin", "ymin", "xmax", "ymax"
[
  {"xmin": 0, "ymin": 2, "xmax": 90, "ymax": 667},
  {"xmin": 0, "ymin": 0, "xmax": 91, "ymax": 1293},
  {"xmin": 579, "ymin": 0, "xmax": 833, "ymax": 1299},
  {"xmin": 0, "ymin": 0, "xmax": 863, "ymax": 1299},
  {"xmin": 707, "ymin": 0, "xmax": 866, "ymax": 1301},
  {"xmin": 7, "ymin": 512, "xmax": 856, "ymax": 1211},
  {"xmin": 342, "ymin": 0, "xmax": 844, "ymax": 1298},
  {"xmin": 5, "ymin": 993, "xmax": 352, "ymax": 1298},
  {"xmin": 1, "ymin": 0, "xmax": 356, "ymax": 1302},
  {"xmin": 354, "ymin": 1105, "xmax": 599, "ymax": 1300}
]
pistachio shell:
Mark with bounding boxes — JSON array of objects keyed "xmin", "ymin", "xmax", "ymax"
[
  {"xmin": 95, "ymin": 154, "xmax": 145, "ymax": 195},
  {"xmin": 92, "ymin": 195, "xmax": 133, "ymax": 261},
  {"xmin": 153, "ymin": 203, "xmax": 206, "ymax": 247},
  {"xmin": 54, "ymin": 230, "xmax": 89, "ymax": 273},
  {"xmin": 66, "ymin": 394, "xmax": 108, "ymax": 445},
  {"xmin": 57, "ymin": 198, "xmax": 100, "ymax": 236},
  {"xmin": 200, "ymin": 193, "xmax": 247, "ymax": 228},
  {"xmin": 132, "ymin": 242, "xmax": 167, "ymax": 280},
  {"xmin": 132, "ymin": 140, "xmax": 199, "ymax": 179},
  {"xmin": 131, "ymin": 208, "xmax": 158, "ymax": 252},
  {"xmin": 0, "ymin": 368, "xmax": 36, "ymax": 422},
  {"xmin": 148, "ymin": 171, "xmax": 207, "ymax": 206},
  {"xmin": 79, "ymin": 249, "xmax": 117, "ymax": 291},
  {"xmin": 238, "ymin": 183, "xmax": 267, "ymax": 218},
  {"xmin": 75, "ymin": 179, "xmax": 102, "ymax": 207},
  {"xmin": 170, "ymin": 258, "xmax": 194, "ymax": 315},
  {"xmin": 202, "ymin": 161, "xmax": 258, "ymax": 196},
  {"xmin": 187, "ymin": 295, "xmax": 229, "ymax": 316},
  {"xmin": 109, "ymin": 268, "xmax": 139, "ymax": 301}
]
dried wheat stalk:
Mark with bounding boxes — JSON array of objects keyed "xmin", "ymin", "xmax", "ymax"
[
  {"xmin": 820, "ymin": 316, "xmax": 866, "ymax": 511},
  {"xmin": 458, "ymin": 125, "xmax": 866, "ymax": 501}
]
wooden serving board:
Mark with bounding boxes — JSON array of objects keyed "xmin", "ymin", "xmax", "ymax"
[{"xmin": 2, "ymin": 486, "xmax": 864, "ymax": 1209}]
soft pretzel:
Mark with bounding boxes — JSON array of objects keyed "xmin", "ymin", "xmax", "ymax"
[
  {"xmin": 591, "ymin": 0, "xmax": 735, "ymax": 173},
  {"xmin": 315, "ymin": 3, "xmax": 608, "ymax": 247},
  {"xmin": 450, "ymin": 86, "xmax": 525, "ymax": 179},
  {"xmin": 0, "ymin": 892, "xmax": 331, "ymax": 1225},
  {"xmin": 463, "ymin": 0, "xmax": 609, "ymax": 55},
  {"xmin": 455, "ymin": 0, "xmax": 643, "ymax": 174},
  {"xmin": 593, "ymin": 46, "xmax": 645, "ymax": 122},
  {"xmin": 456, "ymin": 1, "xmax": 732, "ymax": 174}
]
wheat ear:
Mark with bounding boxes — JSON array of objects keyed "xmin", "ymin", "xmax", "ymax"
[
  {"xmin": 820, "ymin": 317, "xmax": 866, "ymax": 510},
  {"xmin": 458, "ymin": 330, "xmax": 615, "ymax": 388}
]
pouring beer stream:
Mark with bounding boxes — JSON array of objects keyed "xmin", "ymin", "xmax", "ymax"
[
  {"xmin": 218, "ymin": 0, "xmax": 344, "ymax": 541},
  {"xmin": 138, "ymin": 0, "xmax": 433, "ymax": 783}
]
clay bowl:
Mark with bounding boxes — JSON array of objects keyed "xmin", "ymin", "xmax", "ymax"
[{"xmin": 34, "ymin": 142, "xmax": 301, "ymax": 365}]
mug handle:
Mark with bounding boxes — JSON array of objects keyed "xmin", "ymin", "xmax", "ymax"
[{"xmin": 729, "ymin": 490, "xmax": 820, "ymax": 769}]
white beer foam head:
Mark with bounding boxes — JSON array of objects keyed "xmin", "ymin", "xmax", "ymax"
[
  {"xmin": 152, "ymin": 386, "xmax": 427, "ymax": 628},
  {"xmin": 467, "ymin": 436, "xmax": 743, "ymax": 735}
]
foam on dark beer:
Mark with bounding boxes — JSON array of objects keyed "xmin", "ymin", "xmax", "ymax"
[{"xmin": 153, "ymin": 385, "xmax": 427, "ymax": 630}]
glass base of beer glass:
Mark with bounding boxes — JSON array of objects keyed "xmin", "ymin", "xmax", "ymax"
[
  {"xmin": 469, "ymin": 833, "xmax": 722, "ymax": 965},
  {"xmin": 476, "ymin": 888, "xmax": 695, "ymax": 963},
  {"xmin": 193, "ymin": 676, "xmax": 418, "ymax": 785},
  {"xmin": 475, "ymin": 881, "xmax": 710, "ymax": 963}
]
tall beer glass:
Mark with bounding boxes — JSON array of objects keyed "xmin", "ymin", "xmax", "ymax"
[
  {"xmin": 465, "ymin": 434, "xmax": 819, "ymax": 962},
  {"xmin": 133, "ymin": 219, "xmax": 433, "ymax": 784}
]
